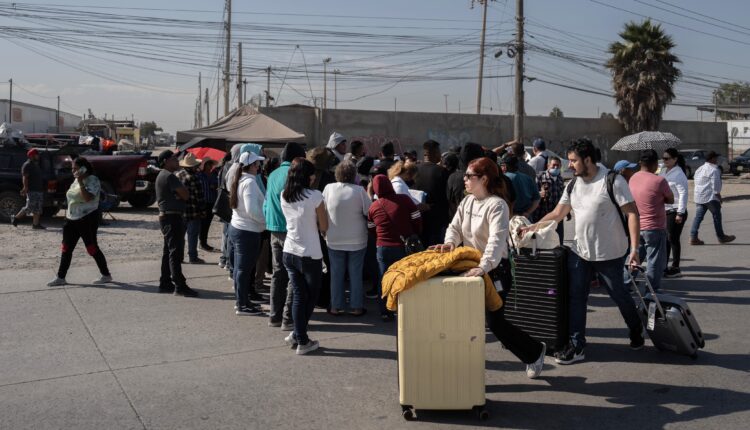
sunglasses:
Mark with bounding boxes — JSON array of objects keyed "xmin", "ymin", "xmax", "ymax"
[
  {"xmin": 662, "ymin": 156, "xmax": 673, "ymax": 160},
  {"xmin": 463, "ymin": 173, "xmax": 482, "ymax": 180}
]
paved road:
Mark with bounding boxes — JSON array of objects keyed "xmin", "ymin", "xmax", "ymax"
[{"xmin": 1, "ymin": 202, "xmax": 748, "ymax": 429}]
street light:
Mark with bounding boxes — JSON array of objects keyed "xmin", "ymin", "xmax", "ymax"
[{"xmin": 323, "ymin": 57, "xmax": 331, "ymax": 110}]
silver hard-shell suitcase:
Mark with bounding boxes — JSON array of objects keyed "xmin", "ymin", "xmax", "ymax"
[{"xmin": 630, "ymin": 267, "xmax": 705, "ymax": 359}]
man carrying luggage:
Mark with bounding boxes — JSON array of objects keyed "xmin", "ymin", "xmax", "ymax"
[{"xmin": 525, "ymin": 138, "xmax": 644, "ymax": 364}]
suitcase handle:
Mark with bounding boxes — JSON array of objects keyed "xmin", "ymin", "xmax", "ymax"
[{"xmin": 628, "ymin": 265, "xmax": 665, "ymax": 318}]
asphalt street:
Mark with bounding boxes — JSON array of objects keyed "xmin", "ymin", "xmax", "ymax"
[{"xmin": 1, "ymin": 202, "xmax": 748, "ymax": 429}]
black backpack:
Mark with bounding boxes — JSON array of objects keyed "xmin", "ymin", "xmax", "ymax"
[{"xmin": 566, "ymin": 170, "xmax": 629, "ymax": 238}]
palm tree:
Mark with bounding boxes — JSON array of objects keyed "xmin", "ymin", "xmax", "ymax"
[{"xmin": 606, "ymin": 19, "xmax": 681, "ymax": 132}]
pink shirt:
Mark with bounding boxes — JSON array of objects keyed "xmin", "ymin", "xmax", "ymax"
[{"xmin": 629, "ymin": 171, "xmax": 673, "ymax": 231}]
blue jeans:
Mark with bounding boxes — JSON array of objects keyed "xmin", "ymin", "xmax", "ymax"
[
  {"xmin": 567, "ymin": 251, "xmax": 642, "ymax": 350},
  {"xmin": 328, "ymin": 247, "xmax": 367, "ymax": 311},
  {"xmin": 219, "ymin": 221, "xmax": 229, "ymax": 265},
  {"xmin": 185, "ymin": 219, "xmax": 201, "ymax": 260},
  {"xmin": 376, "ymin": 246, "xmax": 406, "ymax": 315},
  {"xmin": 640, "ymin": 229, "xmax": 667, "ymax": 291},
  {"xmin": 283, "ymin": 253, "xmax": 322, "ymax": 345},
  {"xmin": 229, "ymin": 226, "xmax": 261, "ymax": 310},
  {"xmin": 690, "ymin": 200, "xmax": 725, "ymax": 239}
]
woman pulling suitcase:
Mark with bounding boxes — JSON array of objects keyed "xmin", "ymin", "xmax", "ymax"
[{"xmin": 431, "ymin": 157, "xmax": 546, "ymax": 379}]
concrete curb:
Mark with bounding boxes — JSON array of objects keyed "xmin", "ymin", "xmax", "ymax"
[{"xmin": 723, "ymin": 194, "xmax": 750, "ymax": 202}]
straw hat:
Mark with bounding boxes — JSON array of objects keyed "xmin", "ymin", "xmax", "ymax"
[{"xmin": 179, "ymin": 152, "xmax": 201, "ymax": 168}]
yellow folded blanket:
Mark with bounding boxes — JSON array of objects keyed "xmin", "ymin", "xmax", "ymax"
[{"xmin": 381, "ymin": 246, "xmax": 503, "ymax": 312}]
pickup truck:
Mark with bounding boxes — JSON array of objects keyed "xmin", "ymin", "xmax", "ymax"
[{"xmin": 0, "ymin": 142, "xmax": 72, "ymax": 221}]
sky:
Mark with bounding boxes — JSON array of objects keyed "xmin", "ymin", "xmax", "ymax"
[{"xmin": 1, "ymin": 0, "xmax": 749, "ymax": 134}]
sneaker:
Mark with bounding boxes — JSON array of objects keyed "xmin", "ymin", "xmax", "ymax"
[
  {"xmin": 630, "ymin": 329, "xmax": 646, "ymax": 350},
  {"xmin": 91, "ymin": 275, "xmax": 113, "ymax": 284},
  {"xmin": 296, "ymin": 339, "xmax": 319, "ymax": 355},
  {"xmin": 236, "ymin": 305, "xmax": 263, "ymax": 316},
  {"xmin": 47, "ymin": 277, "xmax": 67, "ymax": 287},
  {"xmin": 554, "ymin": 343, "xmax": 585, "ymax": 365},
  {"xmin": 718, "ymin": 235, "xmax": 736, "ymax": 244},
  {"xmin": 218, "ymin": 261, "xmax": 226, "ymax": 269},
  {"xmin": 526, "ymin": 342, "xmax": 546, "ymax": 379},
  {"xmin": 268, "ymin": 320, "xmax": 282, "ymax": 328},
  {"xmin": 284, "ymin": 332, "xmax": 297, "ymax": 347},
  {"xmin": 174, "ymin": 286, "xmax": 199, "ymax": 297},
  {"xmin": 663, "ymin": 267, "xmax": 682, "ymax": 278},
  {"xmin": 158, "ymin": 284, "xmax": 175, "ymax": 293},
  {"xmin": 200, "ymin": 244, "xmax": 215, "ymax": 252},
  {"xmin": 10, "ymin": 214, "xmax": 17, "ymax": 227},
  {"xmin": 32, "ymin": 224, "xmax": 47, "ymax": 230},
  {"xmin": 689, "ymin": 238, "xmax": 704, "ymax": 245},
  {"xmin": 281, "ymin": 322, "xmax": 294, "ymax": 331},
  {"xmin": 188, "ymin": 258, "xmax": 205, "ymax": 264},
  {"xmin": 365, "ymin": 290, "xmax": 379, "ymax": 299}
]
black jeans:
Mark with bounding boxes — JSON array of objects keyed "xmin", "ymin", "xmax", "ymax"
[
  {"xmin": 199, "ymin": 203, "xmax": 213, "ymax": 247},
  {"xmin": 488, "ymin": 259, "xmax": 545, "ymax": 364},
  {"xmin": 665, "ymin": 210, "xmax": 687, "ymax": 268},
  {"xmin": 283, "ymin": 253, "xmax": 322, "ymax": 345},
  {"xmin": 57, "ymin": 210, "xmax": 110, "ymax": 279},
  {"xmin": 160, "ymin": 214, "xmax": 187, "ymax": 288}
]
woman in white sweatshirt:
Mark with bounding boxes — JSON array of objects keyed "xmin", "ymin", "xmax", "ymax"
[
  {"xmin": 229, "ymin": 151, "xmax": 266, "ymax": 316},
  {"xmin": 661, "ymin": 148, "xmax": 689, "ymax": 278}
]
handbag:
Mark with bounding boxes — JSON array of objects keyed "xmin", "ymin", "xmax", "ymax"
[
  {"xmin": 400, "ymin": 234, "xmax": 425, "ymax": 255},
  {"xmin": 212, "ymin": 188, "xmax": 232, "ymax": 223}
]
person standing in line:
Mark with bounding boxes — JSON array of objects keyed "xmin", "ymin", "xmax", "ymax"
[
  {"xmin": 661, "ymin": 148, "xmax": 689, "ymax": 278},
  {"xmin": 446, "ymin": 142, "xmax": 485, "ymax": 220},
  {"xmin": 326, "ymin": 132, "xmax": 347, "ymax": 166},
  {"xmin": 229, "ymin": 151, "xmax": 267, "ymax": 316},
  {"xmin": 534, "ymin": 156, "xmax": 566, "ymax": 244},
  {"xmin": 613, "ymin": 160, "xmax": 638, "ymax": 182},
  {"xmin": 527, "ymin": 139, "xmax": 643, "ymax": 364},
  {"xmin": 47, "ymin": 157, "xmax": 112, "ymax": 286},
  {"xmin": 307, "ymin": 147, "xmax": 337, "ymax": 310},
  {"xmin": 528, "ymin": 138, "xmax": 549, "ymax": 174},
  {"xmin": 155, "ymin": 150, "xmax": 198, "ymax": 297},
  {"xmin": 263, "ymin": 142, "xmax": 307, "ymax": 330},
  {"xmin": 176, "ymin": 153, "xmax": 206, "ymax": 264},
  {"xmin": 10, "ymin": 148, "xmax": 46, "ymax": 229},
  {"xmin": 432, "ymin": 157, "xmax": 547, "ymax": 379},
  {"xmin": 344, "ymin": 140, "xmax": 365, "ymax": 165},
  {"xmin": 372, "ymin": 141, "xmax": 397, "ymax": 177},
  {"xmin": 413, "ymin": 139, "xmax": 451, "ymax": 247},
  {"xmin": 629, "ymin": 150, "xmax": 674, "ymax": 292},
  {"xmin": 690, "ymin": 151, "xmax": 736, "ymax": 245},
  {"xmin": 197, "ymin": 158, "xmax": 218, "ymax": 252},
  {"xmin": 281, "ymin": 158, "xmax": 329, "ymax": 355},
  {"xmin": 507, "ymin": 141, "xmax": 537, "ymax": 179},
  {"xmin": 368, "ymin": 174, "xmax": 422, "ymax": 322},
  {"xmin": 387, "ymin": 160, "xmax": 422, "ymax": 205},
  {"xmin": 323, "ymin": 161, "xmax": 372, "ymax": 316},
  {"xmin": 503, "ymin": 155, "xmax": 541, "ymax": 220},
  {"xmin": 218, "ymin": 147, "xmax": 240, "ymax": 273}
]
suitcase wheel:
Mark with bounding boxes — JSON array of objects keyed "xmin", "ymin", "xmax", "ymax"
[
  {"xmin": 473, "ymin": 405, "xmax": 490, "ymax": 421},
  {"xmin": 401, "ymin": 405, "xmax": 416, "ymax": 421}
]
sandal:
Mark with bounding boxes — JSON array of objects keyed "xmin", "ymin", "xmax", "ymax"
[
  {"xmin": 348, "ymin": 308, "xmax": 367, "ymax": 317},
  {"xmin": 327, "ymin": 308, "xmax": 345, "ymax": 316}
]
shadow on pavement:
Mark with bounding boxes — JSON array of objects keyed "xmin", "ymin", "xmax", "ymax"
[
  {"xmin": 82, "ymin": 281, "xmax": 235, "ymax": 301},
  {"xmin": 318, "ymin": 347, "xmax": 397, "ymax": 360}
]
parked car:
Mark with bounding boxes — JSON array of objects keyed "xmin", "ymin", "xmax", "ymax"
[
  {"xmin": 678, "ymin": 149, "xmax": 730, "ymax": 179},
  {"xmin": 729, "ymin": 148, "xmax": 750, "ymax": 176},
  {"xmin": 0, "ymin": 142, "xmax": 72, "ymax": 221}
]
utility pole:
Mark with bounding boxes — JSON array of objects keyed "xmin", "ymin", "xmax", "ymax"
[
  {"xmin": 205, "ymin": 88, "xmax": 210, "ymax": 125},
  {"xmin": 514, "ymin": 0, "xmax": 525, "ymax": 143},
  {"xmin": 243, "ymin": 79, "xmax": 247, "ymax": 106},
  {"xmin": 198, "ymin": 72, "xmax": 203, "ymax": 127},
  {"xmin": 444, "ymin": 94, "xmax": 449, "ymax": 113},
  {"xmin": 334, "ymin": 69, "xmax": 339, "ymax": 109},
  {"xmin": 8, "ymin": 78, "xmax": 12, "ymax": 124},
  {"xmin": 223, "ymin": 0, "xmax": 232, "ymax": 116},
  {"xmin": 56, "ymin": 96, "xmax": 60, "ymax": 132},
  {"xmin": 323, "ymin": 57, "xmax": 331, "ymax": 110},
  {"xmin": 476, "ymin": 0, "xmax": 490, "ymax": 115},
  {"xmin": 216, "ymin": 63, "xmax": 220, "ymax": 119},
  {"xmin": 237, "ymin": 42, "xmax": 243, "ymax": 108},
  {"xmin": 266, "ymin": 66, "xmax": 271, "ymax": 108}
]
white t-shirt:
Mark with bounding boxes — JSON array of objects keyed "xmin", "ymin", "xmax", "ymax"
[
  {"xmin": 559, "ymin": 167, "xmax": 634, "ymax": 261},
  {"xmin": 322, "ymin": 182, "xmax": 371, "ymax": 251},
  {"xmin": 281, "ymin": 189, "xmax": 324, "ymax": 259}
]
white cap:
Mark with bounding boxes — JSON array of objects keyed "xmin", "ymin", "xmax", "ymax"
[{"xmin": 239, "ymin": 152, "xmax": 265, "ymax": 165}]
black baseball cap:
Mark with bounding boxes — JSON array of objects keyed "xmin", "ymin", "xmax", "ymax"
[{"xmin": 158, "ymin": 150, "xmax": 176, "ymax": 167}]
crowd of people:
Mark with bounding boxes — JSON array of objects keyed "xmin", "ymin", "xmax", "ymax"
[{"xmin": 15, "ymin": 130, "xmax": 735, "ymax": 366}]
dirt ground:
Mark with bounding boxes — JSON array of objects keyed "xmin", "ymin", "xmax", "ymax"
[{"xmin": 2, "ymin": 177, "xmax": 749, "ymax": 274}]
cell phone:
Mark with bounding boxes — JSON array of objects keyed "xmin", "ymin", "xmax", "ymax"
[{"xmin": 74, "ymin": 166, "xmax": 87, "ymax": 178}]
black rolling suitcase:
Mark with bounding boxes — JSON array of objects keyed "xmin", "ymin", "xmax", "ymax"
[
  {"xmin": 630, "ymin": 267, "xmax": 705, "ymax": 359},
  {"xmin": 505, "ymin": 245, "xmax": 569, "ymax": 355}
]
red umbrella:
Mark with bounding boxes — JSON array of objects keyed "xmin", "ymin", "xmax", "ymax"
[{"xmin": 186, "ymin": 147, "xmax": 226, "ymax": 163}]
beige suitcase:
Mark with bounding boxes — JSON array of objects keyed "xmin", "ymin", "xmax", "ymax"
[{"xmin": 397, "ymin": 276, "xmax": 488, "ymax": 421}]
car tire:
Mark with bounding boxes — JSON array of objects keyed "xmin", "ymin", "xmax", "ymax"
[
  {"xmin": 127, "ymin": 192, "xmax": 156, "ymax": 209},
  {"xmin": 0, "ymin": 190, "xmax": 24, "ymax": 222}
]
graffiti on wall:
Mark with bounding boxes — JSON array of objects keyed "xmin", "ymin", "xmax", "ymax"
[
  {"xmin": 426, "ymin": 128, "xmax": 472, "ymax": 148},
  {"xmin": 348, "ymin": 135, "xmax": 417, "ymax": 156}
]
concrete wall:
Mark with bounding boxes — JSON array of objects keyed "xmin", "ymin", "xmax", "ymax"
[{"xmin": 260, "ymin": 106, "xmax": 728, "ymax": 166}]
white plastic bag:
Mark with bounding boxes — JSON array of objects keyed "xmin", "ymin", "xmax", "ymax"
[{"xmin": 509, "ymin": 216, "xmax": 560, "ymax": 250}]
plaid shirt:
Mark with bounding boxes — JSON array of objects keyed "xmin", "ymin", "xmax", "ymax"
[
  {"xmin": 533, "ymin": 170, "xmax": 564, "ymax": 221},
  {"xmin": 176, "ymin": 169, "xmax": 205, "ymax": 220}
]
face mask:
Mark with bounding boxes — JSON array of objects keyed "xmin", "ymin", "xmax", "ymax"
[{"xmin": 549, "ymin": 168, "xmax": 560, "ymax": 176}]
